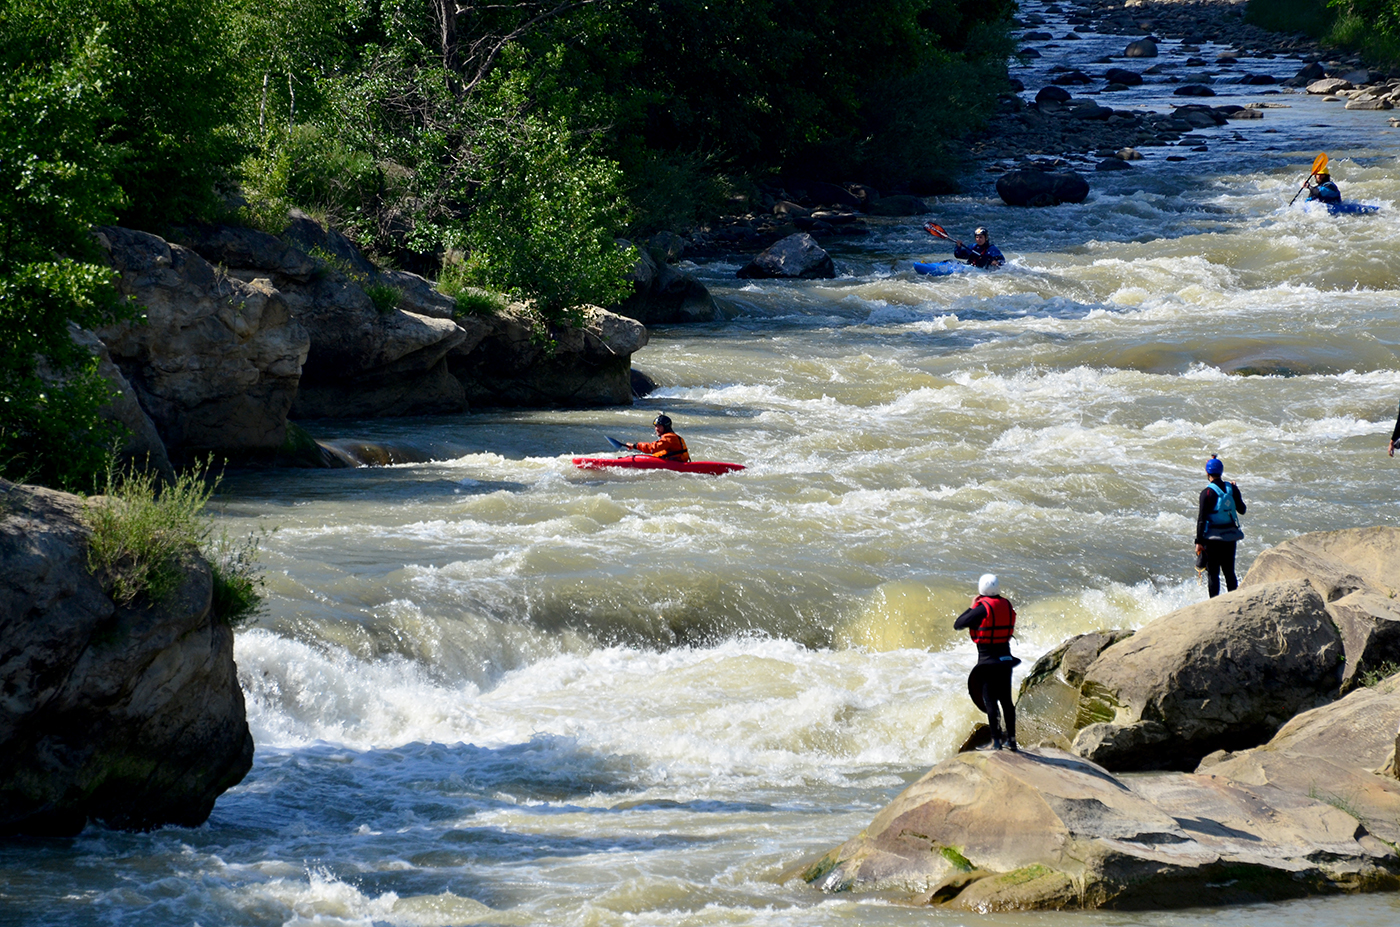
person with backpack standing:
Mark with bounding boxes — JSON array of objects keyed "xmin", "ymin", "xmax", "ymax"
[{"xmin": 1194, "ymin": 455, "xmax": 1246, "ymax": 598}]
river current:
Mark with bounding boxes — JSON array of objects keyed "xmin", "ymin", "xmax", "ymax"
[{"xmin": 6, "ymin": 3, "xmax": 1400, "ymax": 925}]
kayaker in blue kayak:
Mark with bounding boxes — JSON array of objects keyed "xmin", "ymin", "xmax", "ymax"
[
  {"xmin": 1305, "ymin": 171, "xmax": 1342, "ymax": 205},
  {"xmin": 625, "ymin": 413, "xmax": 690, "ymax": 462},
  {"xmin": 953, "ymin": 227, "xmax": 1005, "ymax": 268}
]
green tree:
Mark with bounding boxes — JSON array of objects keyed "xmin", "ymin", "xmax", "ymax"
[
  {"xmin": 523, "ymin": 0, "xmax": 1014, "ymax": 201},
  {"xmin": 460, "ymin": 104, "xmax": 636, "ymax": 319},
  {"xmin": 5, "ymin": 0, "xmax": 247, "ymax": 231},
  {"xmin": 0, "ymin": 24, "xmax": 133, "ymax": 490}
]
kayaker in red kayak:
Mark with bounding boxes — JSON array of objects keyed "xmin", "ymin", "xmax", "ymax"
[{"xmin": 626, "ymin": 414, "xmax": 690, "ymax": 462}]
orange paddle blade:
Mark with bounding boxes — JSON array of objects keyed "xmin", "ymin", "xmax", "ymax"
[
  {"xmin": 1310, "ymin": 152, "xmax": 1328, "ymax": 177},
  {"xmin": 924, "ymin": 222, "xmax": 951, "ymax": 240}
]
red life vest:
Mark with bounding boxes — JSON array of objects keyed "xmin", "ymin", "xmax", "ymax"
[{"xmin": 969, "ymin": 595, "xmax": 1015, "ymax": 645}]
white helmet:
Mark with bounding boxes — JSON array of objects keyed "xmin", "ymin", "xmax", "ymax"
[{"xmin": 978, "ymin": 573, "xmax": 1000, "ymax": 596}]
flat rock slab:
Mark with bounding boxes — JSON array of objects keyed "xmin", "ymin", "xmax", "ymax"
[{"xmin": 803, "ymin": 747, "xmax": 1400, "ymax": 910}]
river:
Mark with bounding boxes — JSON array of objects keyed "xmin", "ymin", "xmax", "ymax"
[{"xmin": 5, "ymin": 1, "xmax": 1400, "ymax": 924}]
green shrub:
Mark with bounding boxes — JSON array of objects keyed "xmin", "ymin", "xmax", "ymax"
[
  {"xmin": 1327, "ymin": 1, "xmax": 1400, "ymax": 66},
  {"xmin": 207, "ymin": 526, "xmax": 270, "ymax": 627},
  {"xmin": 459, "ymin": 108, "xmax": 636, "ymax": 323},
  {"xmin": 436, "ymin": 259, "xmax": 507, "ymax": 317},
  {"xmin": 84, "ymin": 460, "xmax": 269, "ymax": 624}
]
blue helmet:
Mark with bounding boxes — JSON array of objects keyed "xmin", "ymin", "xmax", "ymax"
[{"xmin": 1205, "ymin": 455, "xmax": 1224, "ymax": 477}]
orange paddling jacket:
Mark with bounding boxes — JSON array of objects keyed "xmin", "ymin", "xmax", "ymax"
[{"xmin": 635, "ymin": 433, "xmax": 690, "ymax": 462}]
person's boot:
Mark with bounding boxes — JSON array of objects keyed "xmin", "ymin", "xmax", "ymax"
[{"xmin": 1006, "ymin": 737, "xmax": 1019, "ymax": 753}]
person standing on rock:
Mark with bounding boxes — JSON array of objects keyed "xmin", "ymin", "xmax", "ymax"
[
  {"xmin": 1194, "ymin": 455, "xmax": 1246, "ymax": 598},
  {"xmin": 953, "ymin": 227, "xmax": 1005, "ymax": 269},
  {"xmin": 954, "ymin": 573, "xmax": 1020, "ymax": 751},
  {"xmin": 626, "ymin": 413, "xmax": 690, "ymax": 462},
  {"xmin": 1306, "ymin": 171, "xmax": 1342, "ymax": 205}
]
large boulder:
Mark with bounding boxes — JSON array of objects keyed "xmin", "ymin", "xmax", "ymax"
[
  {"xmin": 996, "ymin": 170, "xmax": 1090, "ymax": 207},
  {"xmin": 174, "ymin": 223, "xmax": 317, "ymax": 284},
  {"xmin": 803, "ymin": 747, "xmax": 1400, "ymax": 910},
  {"xmin": 177, "ymin": 219, "xmax": 483, "ymax": 419},
  {"xmin": 0, "ymin": 480, "xmax": 253, "ymax": 835},
  {"xmin": 1198, "ymin": 673, "xmax": 1400, "ymax": 845},
  {"xmin": 1283, "ymin": 61, "xmax": 1327, "ymax": 87},
  {"xmin": 1208, "ymin": 671, "xmax": 1400, "ymax": 774},
  {"xmin": 1070, "ymin": 580, "xmax": 1342, "ymax": 770},
  {"xmin": 95, "ymin": 227, "xmax": 310, "ymax": 462},
  {"xmin": 737, "ymin": 233, "xmax": 836, "ymax": 279},
  {"xmin": 281, "ymin": 208, "xmax": 377, "ymax": 277},
  {"xmin": 615, "ymin": 244, "xmax": 722, "ymax": 324},
  {"xmin": 1243, "ymin": 527, "xmax": 1400, "ymax": 692},
  {"xmin": 449, "ymin": 305, "xmax": 646, "ymax": 408}
]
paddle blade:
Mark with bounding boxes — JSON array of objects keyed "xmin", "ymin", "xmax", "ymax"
[
  {"xmin": 1311, "ymin": 152, "xmax": 1328, "ymax": 177},
  {"xmin": 606, "ymin": 435, "xmax": 627, "ymax": 450},
  {"xmin": 924, "ymin": 222, "xmax": 952, "ymax": 241}
]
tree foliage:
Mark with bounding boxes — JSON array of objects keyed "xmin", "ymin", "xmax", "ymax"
[{"xmin": 0, "ymin": 23, "xmax": 131, "ymax": 490}]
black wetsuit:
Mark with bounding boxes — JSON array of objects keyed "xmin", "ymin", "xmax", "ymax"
[
  {"xmin": 1391, "ymin": 398, "xmax": 1400, "ymax": 449},
  {"xmin": 954, "ymin": 602, "xmax": 1019, "ymax": 748},
  {"xmin": 1195, "ymin": 480, "xmax": 1246, "ymax": 597}
]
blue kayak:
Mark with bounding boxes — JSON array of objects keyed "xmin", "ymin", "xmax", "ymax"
[
  {"xmin": 913, "ymin": 260, "xmax": 979, "ymax": 276},
  {"xmin": 1326, "ymin": 202, "xmax": 1380, "ymax": 215}
]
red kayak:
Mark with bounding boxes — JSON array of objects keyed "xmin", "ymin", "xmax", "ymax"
[{"xmin": 572, "ymin": 454, "xmax": 745, "ymax": 476}]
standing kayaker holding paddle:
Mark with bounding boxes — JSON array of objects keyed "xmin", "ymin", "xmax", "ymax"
[
  {"xmin": 954, "ymin": 573, "xmax": 1020, "ymax": 752},
  {"xmin": 1194, "ymin": 455, "xmax": 1247, "ymax": 599},
  {"xmin": 626, "ymin": 413, "xmax": 690, "ymax": 462}
]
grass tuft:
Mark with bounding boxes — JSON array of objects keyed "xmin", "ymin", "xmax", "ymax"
[
  {"xmin": 1359, "ymin": 661, "xmax": 1400, "ymax": 687},
  {"xmin": 84, "ymin": 460, "xmax": 270, "ymax": 625}
]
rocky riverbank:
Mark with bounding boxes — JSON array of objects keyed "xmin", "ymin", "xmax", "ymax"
[
  {"xmin": 0, "ymin": 479, "xmax": 253, "ymax": 836},
  {"xmin": 800, "ymin": 527, "xmax": 1400, "ymax": 910},
  {"xmin": 86, "ymin": 217, "xmax": 705, "ymax": 470}
]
